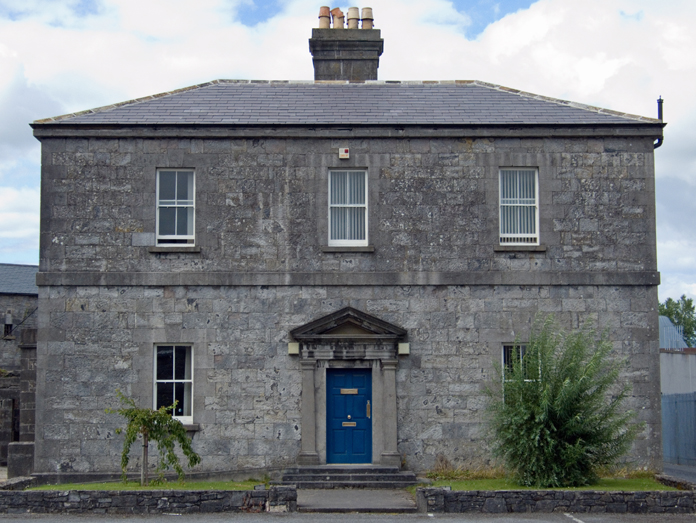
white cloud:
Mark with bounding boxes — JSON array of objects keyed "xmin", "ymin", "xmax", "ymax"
[
  {"xmin": 0, "ymin": 186, "xmax": 40, "ymax": 264},
  {"xmin": 0, "ymin": 0, "xmax": 694, "ymax": 300}
]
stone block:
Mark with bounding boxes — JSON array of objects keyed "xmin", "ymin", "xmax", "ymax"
[{"xmin": 7, "ymin": 442, "xmax": 34, "ymax": 478}]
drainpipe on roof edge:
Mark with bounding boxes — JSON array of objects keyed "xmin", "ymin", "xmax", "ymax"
[{"xmin": 654, "ymin": 96, "xmax": 664, "ymax": 149}]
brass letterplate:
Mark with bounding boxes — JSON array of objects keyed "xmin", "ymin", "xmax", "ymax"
[
  {"xmin": 342, "ymin": 422, "xmax": 357, "ymax": 427},
  {"xmin": 340, "ymin": 388, "xmax": 358, "ymax": 395}
]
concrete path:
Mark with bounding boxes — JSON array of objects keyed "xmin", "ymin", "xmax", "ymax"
[
  {"xmin": 663, "ymin": 463, "xmax": 696, "ymax": 485},
  {"xmin": 297, "ymin": 488, "xmax": 417, "ymax": 513}
]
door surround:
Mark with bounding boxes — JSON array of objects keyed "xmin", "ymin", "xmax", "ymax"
[{"xmin": 290, "ymin": 307, "xmax": 407, "ymax": 468}]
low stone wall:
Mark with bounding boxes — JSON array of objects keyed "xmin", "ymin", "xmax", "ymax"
[
  {"xmin": 417, "ymin": 488, "xmax": 695, "ymax": 514},
  {"xmin": 0, "ymin": 486, "xmax": 296, "ymax": 514}
]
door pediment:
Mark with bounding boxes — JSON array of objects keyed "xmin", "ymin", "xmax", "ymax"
[
  {"xmin": 290, "ymin": 307, "xmax": 407, "ymax": 360},
  {"xmin": 291, "ymin": 307, "xmax": 407, "ymax": 341}
]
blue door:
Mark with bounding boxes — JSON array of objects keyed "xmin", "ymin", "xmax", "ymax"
[{"xmin": 326, "ymin": 369, "xmax": 372, "ymax": 464}]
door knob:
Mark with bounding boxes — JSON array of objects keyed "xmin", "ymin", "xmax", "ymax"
[{"xmin": 347, "ymin": 415, "xmax": 351, "ymax": 419}]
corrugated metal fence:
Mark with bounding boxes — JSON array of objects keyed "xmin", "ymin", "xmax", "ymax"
[{"xmin": 663, "ymin": 392, "xmax": 696, "ymax": 465}]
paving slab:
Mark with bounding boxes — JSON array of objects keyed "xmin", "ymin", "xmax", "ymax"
[{"xmin": 297, "ymin": 488, "xmax": 417, "ymax": 513}]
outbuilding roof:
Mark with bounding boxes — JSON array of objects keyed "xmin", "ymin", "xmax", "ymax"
[
  {"xmin": 33, "ymin": 80, "xmax": 660, "ymax": 127},
  {"xmin": 0, "ymin": 264, "xmax": 39, "ymax": 296},
  {"xmin": 659, "ymin": 315, "xmax": 689, "ymax": 350}
]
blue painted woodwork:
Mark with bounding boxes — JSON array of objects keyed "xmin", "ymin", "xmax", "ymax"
[{"xmin": 326, "ymin": 368, "xmax": 372, "ymax": 464}]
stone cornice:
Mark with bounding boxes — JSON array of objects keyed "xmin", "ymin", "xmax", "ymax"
[
  {"xmin": 31, "ymin": 125, "xmax": 663, "ymax": 140},
  {"xmin": 36, "ymin": 270, "xmax": 660, "ymax": 287}
]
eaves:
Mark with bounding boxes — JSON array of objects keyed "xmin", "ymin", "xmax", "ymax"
[{"xmin": 31, "ymin": 122, "xmax": 666, "ymax": 141}]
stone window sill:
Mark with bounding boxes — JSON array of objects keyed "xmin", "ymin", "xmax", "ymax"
[
  {"xmin": 321, "ymin": 246, "xmax": 375, "ymax": 253},
  {"xmin": 494, "ymin": 245, "xmax": 547, "ymax": 252},
  {"xmin": 148, "ymin": 246, "xmax": 201, "ymax": 253},
  {"xmin": 183, "ymin": 424, "xmax": 200, "ymax": 432}
]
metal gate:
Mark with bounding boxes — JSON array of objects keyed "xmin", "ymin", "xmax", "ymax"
[{"xmin": 662, "ymin": 392, "xmax": 696, "ymax": 465}]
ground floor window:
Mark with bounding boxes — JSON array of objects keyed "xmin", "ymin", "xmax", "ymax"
[
  {"xmin": 502, "ymin": 344, "xmax": 531, "ymax": 381},
  {"xmin": 154, "ymin": 345, "xmax": 193, "ymax": 423}
]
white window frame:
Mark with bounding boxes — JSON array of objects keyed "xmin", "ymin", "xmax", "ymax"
[
  {"xmin": 328, "ymin": 170, "xmax": 368, "ymax": 247},
  {"xmin": 502, "ymin": 344, "xmax": 539, "ymax": 382},
  {"xmin": 154, "ymin": 345, "xmax": 193, "ymax": 424},
  {"xmin": 156, "ymin": 170, "xmax": 195, "ymax": 245},
  {"xmin": 499, "ymin": 168, "xmax": 539, "ymax": 246}
]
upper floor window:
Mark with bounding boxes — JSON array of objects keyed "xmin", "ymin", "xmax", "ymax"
[
  {"xmin": 157, "ymin": 170, "xmax": 194, "ymax": 245},
  {"xmin": 499, "ymin": 169, "xmax": 538, "ymax": 245},
  {"xmin": 329, "ymin": 170, "xmax": 367, "ymax": 246},
  {"xmin": 154, "ymin": 345, "xmax": 193, "ymax": 423}
]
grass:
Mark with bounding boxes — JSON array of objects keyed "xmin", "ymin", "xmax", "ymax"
[
  {"xmin": 418, "ymin": 463, "xmax": 677, "ymax": 492},
  {"xmin": 30, "ymin": 479, "xmax": 261, "ymax": 491},
  {"xmin": 426, "ymin": 477, "xmax": 676, "ymax": 492}
]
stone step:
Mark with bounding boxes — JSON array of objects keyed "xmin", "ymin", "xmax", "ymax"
[
  {"xmin": 283, "ymin": 466, "xmax": 404, "ymax": 475},
  {"xmin": 283, "ymin": 480, "xmax": 417, "ymax": 490},
  {"xmin": 277, "ymin": 465, "xmax": 419, "ymax": 489},
  {"xmin": 282, "ymin": 473, "xmax": 416, "ymax": 482}
]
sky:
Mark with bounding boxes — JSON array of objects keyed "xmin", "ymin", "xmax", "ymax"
[{"xmin": 0, "ymin": 0, "xmax": 694, "ymax": 302}]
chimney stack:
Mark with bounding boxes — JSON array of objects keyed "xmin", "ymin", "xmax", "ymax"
[{"xmin": 309, "ymin": 6, "xmax": 384, "ymax": 82}]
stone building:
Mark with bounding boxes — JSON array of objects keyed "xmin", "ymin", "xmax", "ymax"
[
  {"xmin": 0, "ymin": 264, "xmax": 38, "ymax": 372},
  {"xmin": 0, "ymin": 264, "xmax": 38, "ymax": 468},
  {"xmin": 30, "ymin": 15, "xmax": 664, "ymax": 481}
]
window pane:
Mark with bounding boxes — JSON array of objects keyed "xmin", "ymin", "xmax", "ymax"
[
  {"xmin": 331, "ymin": 207, "xmax": 347, "ymax": 240},
  {"xmin": 176, "ymin": 208, "xmax": 189, "ymax": 236},
  {"xmin": 156, "ymin": 382, "xmax": 174, "ymax": 410},
  {"xmin": 157, "ymin": 346, "xmax": 174, "ymax": 380},
  {"xmin": 159, "ymin": 208, "xmax": 176, "ymax": 236},
  {"xmin": 348, "ymin": 171, "xmax": 365, "ymax": 204},
  {"xmin": 174, "ymin": 383, "xmax": 186, "ymax": 416},
  {"xmin": 159, "ymin": 172, "xmax": 176, "ymax": 201},
  {"xmin": 174, "ymin": 346, "xmax": 191, "ymax": 380},
  {"xmin": 519, "ymin": 170, "xmax": 535, "ymax": 201},
  {"xmin": 183, "ymin": 383, "xmax": 192, "ymax": 416},
  {"xmin": 347, "ymin": 207, "xmax": 366, "ymax": 240},
  {"xmin": 176, "ymin": 172, "xmax": 191, "ymax": 201},
  {"xmin": 331, "ymin": 172, "xmax": 347, "ymax": 205}
]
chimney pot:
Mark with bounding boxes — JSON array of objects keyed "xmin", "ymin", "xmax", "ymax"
[
  {"xmin": 318, "ymin": 6, "xmax": 331, "ymax": 28},
  {"xmin": 347, "ymin": 7, "xmax": 360, "ymax": 29},
  {"xmin": 330, "ymin": 7, "xmax": 344, "ymax": 28},
  {"xmin": 309, "ymin": 11, "xmax": 384, "ymax": 81}
]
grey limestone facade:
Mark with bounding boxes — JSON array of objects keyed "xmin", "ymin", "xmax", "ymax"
[
  {"xmin": 31, "ymin": 123, "xmax": 663, "ymax": 477},
  {"xmin": 29, "ymin": 18, "xmax": 666, "ymax": 482}
]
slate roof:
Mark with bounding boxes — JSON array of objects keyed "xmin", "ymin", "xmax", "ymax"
[
  {"xmin": 34, "ymin": 80, "xmax": 660, "ymax": 126},
  {"xmin": 0, "ymin": 264, "xmax": 39, "ymax": 296}
]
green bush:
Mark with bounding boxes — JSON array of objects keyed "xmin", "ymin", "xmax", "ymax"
[
  {"xmin": 485, "ymin": 315, "xmax": 640, "ymax": 488},
  {"xmin": 107, "ymin": 391, "xmax": 201, "ymax": 485}
]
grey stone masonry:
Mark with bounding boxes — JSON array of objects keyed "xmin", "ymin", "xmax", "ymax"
[
  {"xmin": 417, "ymin": 487, "xmax": 694, "ymax": 514},
  {"xmin": 34, "ymin": 282, "xmax": 660, "ymax": 475},
  {"xmin": 309, "ymin": 29, "xmax": 384, "ymax": 82},
  {"xmin": 0, "ymin": 486, "xmax": 297, "ymax": 514},
  {"xmin": 35, "ymin": 135, "xmax": 658, "ymax": 276}
]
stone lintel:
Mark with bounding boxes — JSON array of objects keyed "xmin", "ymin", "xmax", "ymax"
[{"xmin": 36, "ymin": 270, "xmax": 661, "ymax": 287}]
